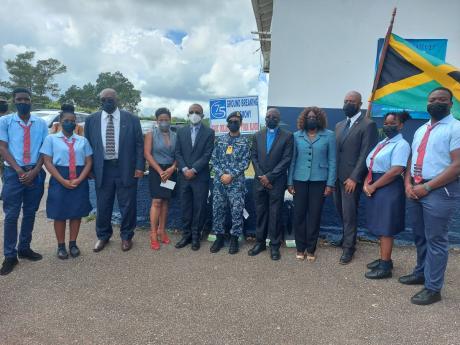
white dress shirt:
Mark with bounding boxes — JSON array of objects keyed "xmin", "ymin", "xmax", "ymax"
[
  {"xmin": 348, "ymin": 111, "xmax": 362, "ymax": 127},
  {"xmin": 101, "ymin": 107, "xmax": 120, "ymax": 159}
]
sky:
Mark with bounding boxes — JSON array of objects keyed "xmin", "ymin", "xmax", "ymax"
[{"xmin": 0, "ymin": 0, "xmax": 268, "ymax": 118}]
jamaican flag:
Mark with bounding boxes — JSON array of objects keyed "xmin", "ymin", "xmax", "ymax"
[{"xmin": 373, "ymin": 33, "xmax": 460, "ymax": 119}]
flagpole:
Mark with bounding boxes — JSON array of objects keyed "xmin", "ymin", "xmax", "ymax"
[{"xmin": 366, "ymin": 7, "xmax": 397, "ymax": 117}]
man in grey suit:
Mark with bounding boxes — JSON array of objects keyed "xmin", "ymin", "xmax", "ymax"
[
  {"xmin": 175, "ymin": 104, "xmax": 215, "ymax": 251},
  {"xmin": 248, "ymin": 108, "xmax": 293, "ymax": 260},
  {"xmin": 333, "ymin": 91, "xmax": 378, "ymax": 264},
  {"xmin": 85, "ymin": 88, "xmax": 144, "ymax": 252}
]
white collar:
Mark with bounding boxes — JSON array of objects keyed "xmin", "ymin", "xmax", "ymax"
[
  {"xmin": 348, "ymin": 111, "xmax": 362, "ymax": 125},
  {"xmin": 102, "ymin": 107, "xmax": 120, "ymax": 119},
  {"xmin": 56, "ymin": 131, "xmax": 76, "ymax": 141},
  {"xmin": 424, "ymin": 114, "xmax": 454, "ymax": 126},
  {"xmin": 386, "ymin": 133, "xmax": 403, "ymax": 143}
]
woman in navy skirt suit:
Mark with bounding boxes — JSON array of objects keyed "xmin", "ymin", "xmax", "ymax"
[
  {"xmin": 363, "ymin": 111, "xmax": 411, "ymax": 279},
  {"xmin": 40, "ymin": 104, "xmax": 93, "ymax": 259}
]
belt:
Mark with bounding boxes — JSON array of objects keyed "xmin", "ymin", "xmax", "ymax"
[{"xmin": 104, "ymin": 159, "xmax": 119, "ymax": 166}]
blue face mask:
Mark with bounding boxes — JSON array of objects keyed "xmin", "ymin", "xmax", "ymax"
[
  {"xmin": 62, "ymin": 120, "xmax": 76, "ymax": 133},
  {"xmin": 102, "ymin": 99, "xmax": 117, "ymax": 114},
  {"xmin": 15, "ymin": 103, "xmax": 31, "ymax": 116}
]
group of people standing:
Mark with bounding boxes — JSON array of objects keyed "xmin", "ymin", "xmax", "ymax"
[{"xmin": 0, "ymin": 86, "xmax": 459, "ymax": 306}]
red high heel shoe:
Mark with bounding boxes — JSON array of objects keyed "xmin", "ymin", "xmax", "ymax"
[
  {"xmin": 151, "ymin": 231, "xmax": 160, "ymax": 250},
  {"xmin": 160, "ymin": 232, "xmax": 170, "ymax": 245}
]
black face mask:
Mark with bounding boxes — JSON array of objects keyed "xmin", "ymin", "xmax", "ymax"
[
  {"xmin": 427, "ymin": 102, "xmax": 450, "ymax": 120},
  {"xmin": 227, "ymin": 121, "xmax": 240, "ymax": 133},
  {"xmin": 266, "ymin": 118, "xmax": 279, "ymax": 129},
  {"xmin": 15, "ymin": 103, "xmax": 31, "ymax": 116},
  {"xmin": 305, "ymin": 119, "xmax": 319, "ymax": 130},
  {"xmin": 0, "ymin": 103, "xmax": 8, "ymax": 113},
  {"xmin": 102, "ymin": 99, "xmax": 117, "ymax": 114},
  {"xmin": 343, "ymin": 103, "xmax": 358, "ymax": 118},
  {"xmin": 383, "ymin": 125, "xmax": 399, "ymax": 138}
]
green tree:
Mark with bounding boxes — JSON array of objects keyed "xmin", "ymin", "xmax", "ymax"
[
  {"xmin": 0, "ymin": 51, "xmax": 66, "ymax": 107},
  {"xmin": 95, "ymin": 71, "xmax": 141, "ymax": 113},
  {"xmin": 59, "ymin": 83, "xmax": 99, "ymax": 111}
]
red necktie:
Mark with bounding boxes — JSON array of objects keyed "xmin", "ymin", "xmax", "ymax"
[
  {"xmin": 19, "ymin": 122, "xmax": 32, "ymax": 164},
  {"xmin": 413, "ymin": 122, "xmax": 439, "ymax": 184},
  {"xmin": 61, "ymin": 137, "xmax": 77, "ymax": 180},
  {"xmin": 367, "ymin": 139, "xmax": 389, "ymax": 183}
]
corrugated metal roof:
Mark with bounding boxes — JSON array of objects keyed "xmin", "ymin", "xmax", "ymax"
[{"xmin": 251, "ymin": 0, "xmax": 273, "ymax": 72}]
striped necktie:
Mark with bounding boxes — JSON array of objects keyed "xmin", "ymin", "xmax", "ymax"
[
  {"xmin": 19, "ymin": 122, "xmax": 32, "ymax": 164},
  {"xmin": 367, "ymin": 139, "xmax": 389, "ymax": 183},
  {"xmin": 105, "ymin": 114, "xmax": 116, "ymax": 159},
  {"xmin": 61, "ymin": 137, "xmax": 77, "ymax": 180},
  {"xmin": 413, "ymin": 122, "xmax": 439, "ymax": 184}
]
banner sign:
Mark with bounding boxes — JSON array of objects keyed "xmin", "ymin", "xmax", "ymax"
[{"xmin": 209, "ymin": 96, "xmax": 259, "ymax": 135}]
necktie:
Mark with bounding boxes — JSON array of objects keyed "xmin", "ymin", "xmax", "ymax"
[
  {"xmin": 19, "ymin": 122, "xmax": 33, "ymax": 164},
  {"xmin": 341, "ymin": 118, "xmax": 351, "ymax": 142},
  {"xmin": 367, "ymin": 139, "xmax": 389, "ymax": 183},
  {"xmin": 105, "ymin": 114, "xmax": 116, "ymax": 159},
  {"xmin": 413, "ymin": 122, "xmax": 439, "ymax": 184},
  {"xmin": 191, "ymin": 126, "xmax": 196, "ymax": 146},
  {"xmin": 62, "ymin": 137, "xmax": 77, "ymax": 180}
]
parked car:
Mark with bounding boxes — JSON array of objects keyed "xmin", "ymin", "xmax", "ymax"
[{"xmin": 32, "ymin": 109, "xmax": 90, "ymax": 128}]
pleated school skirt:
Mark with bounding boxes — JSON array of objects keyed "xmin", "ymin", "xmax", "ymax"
[
  {"xmin": 365, "ymin": 173, "xmax": 406, "ymax": 237},
  {"xmin": 46, "ymin": 165, "xmax": 92, "ymax": 220}
]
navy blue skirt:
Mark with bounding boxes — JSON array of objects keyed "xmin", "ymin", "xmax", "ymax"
[
  {"xmin": 47, "ymin": 165, "xmax": 92, "ymax": 220},
  {"xmin": 365, "ymin": 173, "xmax": 405, "ymax": 237}
]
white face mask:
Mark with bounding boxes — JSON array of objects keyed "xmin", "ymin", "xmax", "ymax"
[{"xmin": 188, "ymin": 113, "xmax": 202, "ymax": 125}]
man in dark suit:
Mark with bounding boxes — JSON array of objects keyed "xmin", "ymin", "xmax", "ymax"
[
  {"xmin": 334, "ymin": 91, "xmax": 378, "ymax": 264},
  {"xmin": 85, "ymin": 88, "xmax": 144, "ymax": 252},
  {"xmin": 248, "ymin": 108, "xmax": 293, "ymax": 260},
  {"xmin": 174, "ymin": 103, "xmax": 215, "ymax": 250}
]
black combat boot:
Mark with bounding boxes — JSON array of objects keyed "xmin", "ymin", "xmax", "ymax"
[
  {"xmin": 210, "ymin": 234, "xmax": 225, "ymax": 253},
  {"xmin": 228, "ymin": 235, "xmax": 239, "ymax": 255}
]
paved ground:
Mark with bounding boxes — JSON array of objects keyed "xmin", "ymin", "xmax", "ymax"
[{"xmin": 1, "ymin": 205, "xmax": 460, "ymax": 345}]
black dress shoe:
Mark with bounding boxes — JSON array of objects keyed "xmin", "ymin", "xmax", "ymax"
[
  {"xmin": 18, "ymin": 248, "xmax": 43, "ymax": 261},
  {"xmin": 365, "ymin": 268, "xmax": 392, "ymax": 279},
  {"xmin": 330, "ymin": 239, "xmax": 343, "ymax": 248},
  {"xmin": 175, "ymin": 236, "xmax": 192, "ymax": 249},
  {"xmin": 0, "ymin": 257, "xmax": 19, "ymax": 276},
  {"xmin": 270, "ymin": 246, "xmax": 280, "ymax": 261},
  {"xmin": 57, "ymin": 247, "xmax": 69, "ymax": 260},
  {"xmin": 69, "ymin": 245, "xmax": 81, "ymax": 258},
  {"xmin": 367, "ymin": 259, "xmax": 394, "ymax": 270},
  {"xmin": 191, "ymin": 240, "xmax": 200, "ymax": 251},
  {"xmin": 93, "ymin": 239, "xmax": 109, "ymax": 253},
  {"xmin": 339, "ymin": 249, "xmax": 354, "ymax": 265},
  {"xmin": 228, "ymin": 235, "xmax": 239, "ymax": 255},
  {"xmin": 121, "ymin": 239, "xmax": 133, "ymax": 252},
  {"xmin": 411, "ymin": 288, "xmax": 441, "ymax": 305},
  {"xmin": 210, "ymin": 235, "xmax": 225, "ymax": 253},
  {"xmin": 248, "ymin": 242, "xmax": 266, "ymax": 256},
  {"xmin": 399, "ymin": 273, "xmax": 425, "ymax": 285}
]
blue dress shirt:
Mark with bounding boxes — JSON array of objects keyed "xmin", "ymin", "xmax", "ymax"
[
  {"xmin": 40, "ymin": 132, "xmax": 93, "ymax": 166},
  {"xmin": 366, "ymin": 133, "xmax": 410, "ymax": 173},
  {"xmin": 266, "ymin": 127, "xmax": 278, "ymax": 153}
]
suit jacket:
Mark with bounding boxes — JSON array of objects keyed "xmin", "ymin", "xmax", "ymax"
[
  {"xmin": 252, "ymin": 128, "xmax": 293, "ymax": 188},
  {"xmin": 335, "ymin": 113, "xmax": 378, "ymax": 183},
  {"xmin": 175, "ymin": 124, "xmax": 215, "ymax": 182},
  {"xmin": 288, "ymin": 129, "xmax": 336, "ymax": 187},
  {"xmin": 85, "ymin": 110, "xmax": 144, "ymax": 188}
]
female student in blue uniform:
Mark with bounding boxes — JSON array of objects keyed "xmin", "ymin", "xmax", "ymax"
[
  {"xmin": 40, "ymin": 104, "xmax": 93, "ymax": 259},
  {"xmin": 363, "ymin": 111, "xmax": 411, "ymax": 279},
  {"xmin": 144, "ymin": 108, "xmax": 177, "ymax": 250}
]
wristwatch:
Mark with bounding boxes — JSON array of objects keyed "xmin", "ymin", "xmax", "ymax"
[{"xmin": 423, "ymin": 183, "xmax": 432, "ymax": 192}]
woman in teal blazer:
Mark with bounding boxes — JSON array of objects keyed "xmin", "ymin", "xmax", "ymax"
[{"xmin": 287, "ymin": 107, "xmax": 337, "ymax": 261}]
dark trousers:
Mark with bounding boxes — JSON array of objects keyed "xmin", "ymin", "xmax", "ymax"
[
  {"xmin": 293, "ymin": 180, "xmax": 326, "ymax": 253},
  {"xmin": 95, "ymin": 162, "xmax": 137, "ymax": 241},
  {"xmin": 254, "ymin": 178, "xmax": 285, "ymax": 248},
  {"xmin": 179, "ymin": 176, "xmax": 209, "ymax": 241},
  {"xmin": 2, "ymin": 166, "xmax": 45, "ymax": 258},
  {"xmin": 333, "ymin": 179, "xmax": 362, "ymax": 250},
  {"xmin": 408, "ymin": 180, "xmax": 460, "ymax": 292}
]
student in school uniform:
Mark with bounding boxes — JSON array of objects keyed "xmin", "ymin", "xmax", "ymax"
[
  {"xmin": 40, "ymin": 104, "xmax": 93, "ymax": 259},
  {"xmin": 0, "ymin": 88, "xmax": 48, "ymax": 275},
  {"xmin": 363, "ymin": 111, "xmax": 411, "ymax": 280},
  {"xmin": 144, "ymin": 108, "xmax": 177, "ymax": 250},
  {"xmin": 400, "ymin": 87, "xmax": 460, "ymax": 305}
]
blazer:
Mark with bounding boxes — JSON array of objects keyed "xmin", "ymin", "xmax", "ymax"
[
  {"xmin": 175, "ymin": 124, "xmax": 215, "ymax": 182},
  {"xmin": 288, "ymin": 129, "xmax": 337, "ymax": 187},
  {"xmin": 335, "ymin": 113, "xmax": 378, "ymax": 183},
  {"xmin": 252, "ymin": 128, "xmax": 293, "ymax": 186},
  {"xmin": 84, "ymin": 110, "xmax": 144, "ymax": 188}
]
